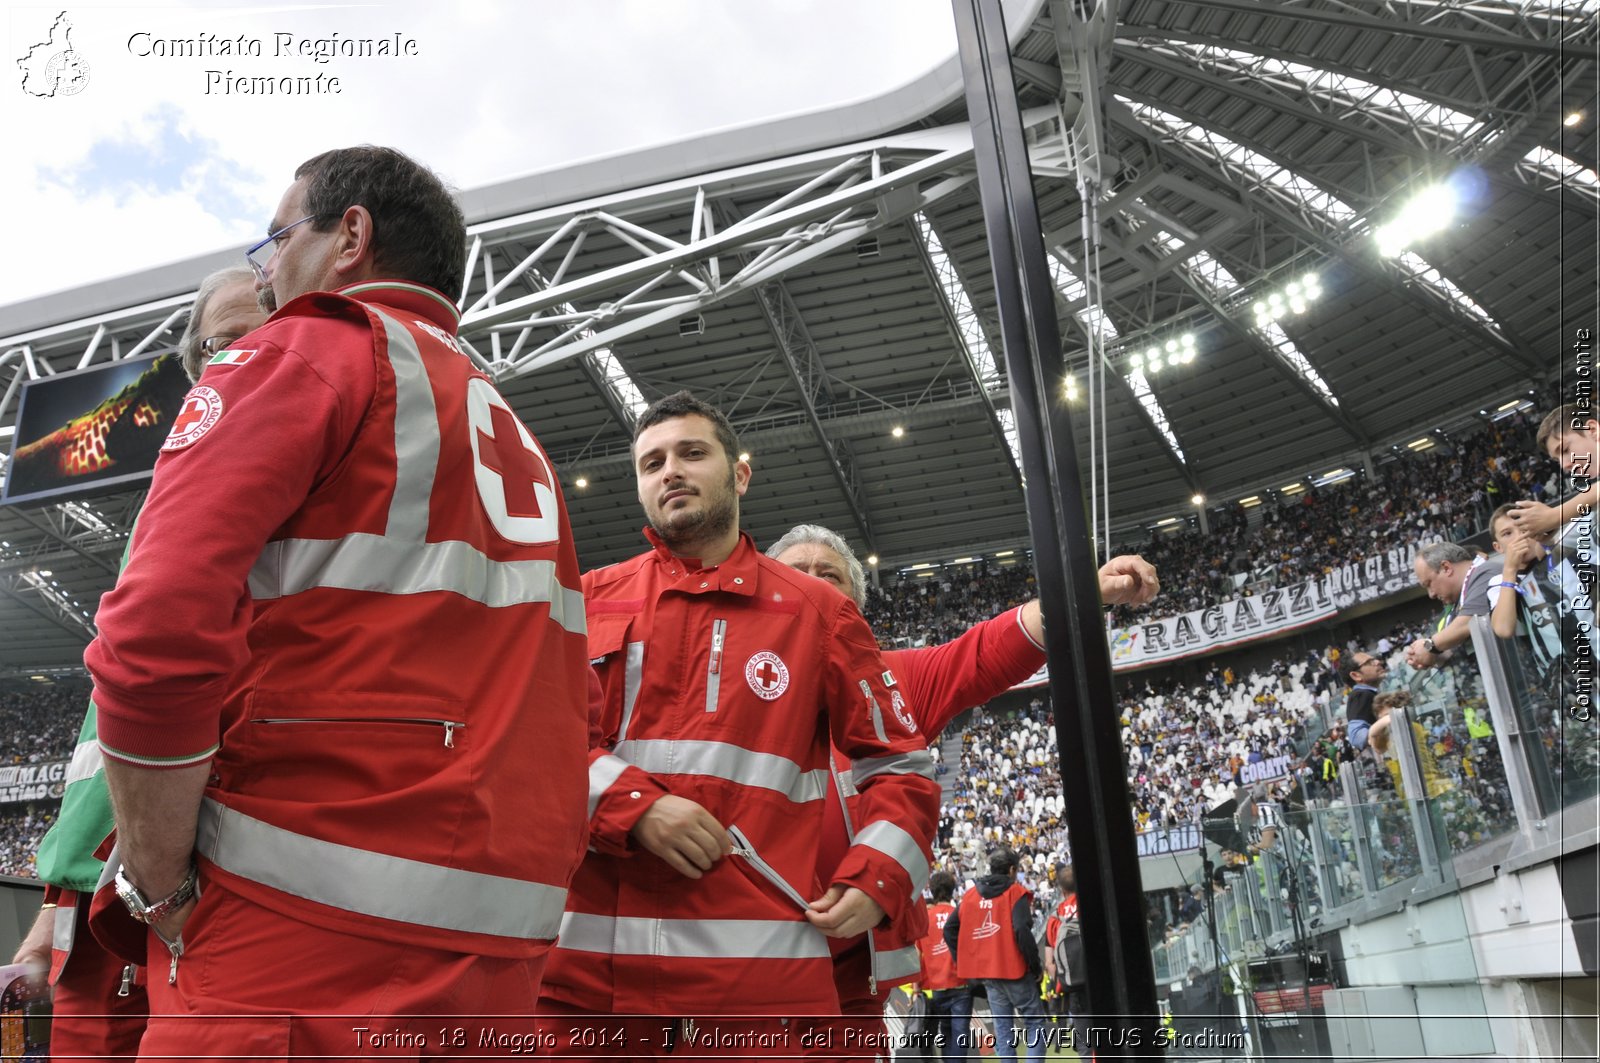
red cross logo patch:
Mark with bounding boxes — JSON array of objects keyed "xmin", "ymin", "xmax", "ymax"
[
  {"xmin": 744, "ymin": 651, "xmax": 790, "ymax": 701},
  {"xmin": 161, "ymin": 386, "xmax": 224, "ymax": 451},
  {"xmin": 466, "ymin": 378, "xmax": 560, "ymax": 545}
]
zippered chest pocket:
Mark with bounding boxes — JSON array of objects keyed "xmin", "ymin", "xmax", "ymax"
[
  {"xmin": 254, "ymin": 716, "xmax": 464, "ymax": 747},
  {"xmin": 706, "ymin": 618, "xmax": 727, "ymax": 713}
]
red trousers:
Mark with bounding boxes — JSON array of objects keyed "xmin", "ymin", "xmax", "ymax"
[
  {"xmin": 134, "ymin": 880, "xmax": 550, "ymax": 1061},
  {"xmin": 48, "ymin": 897, "xmax": 148, "ymax": 1060}
]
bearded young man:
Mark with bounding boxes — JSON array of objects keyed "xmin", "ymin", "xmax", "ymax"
[{"xmin": 537, "ymin": 391, "xmax": 940, "ymax": 1054}]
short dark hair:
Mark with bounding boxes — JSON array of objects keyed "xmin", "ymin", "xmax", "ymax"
[
  {"xmin": 295, "ymin": 146, "xmax": 466, "ymax": 298},
  {"xmin": 632, "ymin": 390, "xmax": 740, "ymax": 463},
  {"xmin": 1489, "ymin": 502, "xmax": 1518, "ymax": 539},
  {"xmin": 989, "ymin": 847, "xmax": 1020, "ymax": 876},
  {"xmin": 1538, "ymin": 403, "xmax": 1596, "ymax": 454},
  {"xmin": 929, "ymin": 870, "xmax": 956, "ymax": 903}
]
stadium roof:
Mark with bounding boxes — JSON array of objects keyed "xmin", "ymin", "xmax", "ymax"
[{"xmin": 1, "ymin": 0, "xmax": 1592, "ymax": 677}]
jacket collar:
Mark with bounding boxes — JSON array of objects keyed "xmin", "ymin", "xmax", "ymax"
[
  {"xmin": 642, "ymin": 527, "xmax": 761, "ymax": 597},
  {"xmin": 335, "ymin": 280, "xmax": 461, "ymax": 331}
]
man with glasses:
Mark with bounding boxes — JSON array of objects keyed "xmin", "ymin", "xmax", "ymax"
[
  {"xmin": 1342, "ymin": 653, "xmax": 1388, "ymax": 752},
  {"xmin": 11, "ymin": 266, "xmax": 266, "ymax": 1060},
  {"xmin": 1403, "ymin": 541, "xmax": 1495, "ymax": 672},
  {"xmin": 84, "ymin": 147, "xmax": 590, "ymax": 1055}
]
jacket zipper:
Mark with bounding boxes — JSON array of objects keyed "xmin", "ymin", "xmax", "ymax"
[
  {"xmin": 255, "ymin": 717, "xmax": 465, "ymax": 748},
  {"xmin": 705, "ymin": 619, "xmax": 727, "ymax": 713},
  {"xmin": 860, "ymin": 680, "xmax": 888, "ymax": 743},
  {"xmin": 826, "ymin": 752, "xmax": 879, "ymax": 995},
  {"xmin": 727, "ymin": 825, "xmax": 810, "ymax": 912}
]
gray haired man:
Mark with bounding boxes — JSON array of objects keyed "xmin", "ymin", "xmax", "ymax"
[{"xmin": 1404, "ymin": 540, "xmax": 1496, "ymax": 669}]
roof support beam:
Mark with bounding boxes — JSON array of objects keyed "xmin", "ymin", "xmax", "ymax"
[
  {"xmin": 1167, "ymin": 255, "xmax": 1372, "ymax": 448},
  {"xmin": 1153, "ymin": 0, "xmax": 1576, "ymax": 56},
  {"xmin": 1104, "ymin": 356, "xmax": 1203, "ymax": 497},
  {"xmin": 1118, "ymin": 45, "xmax": 1596, "ymax": 219},
  {"xmin": 456, "ymin": 141, "xmax": 989, "ymax": 376},
  {"xmin": 0, "ymin": 577, "xmax": 91, "ymax": 644},
  {"xmin": 752, "ymin": 283, "xmax": 876, "ymax": 551},
  {"xmin": 1084, "ymin": 219, "xmax": 1369, "ymax": 445},
  {"xmin": 550, "ymin": 382, "xmax": 995, "ymax": 478},
  {"xmin": 710, "ymin": 200, "xmax": 877, "ymax": 551},
  {"xmin": 1109, "ymin": 101, "xmax": 1548, "ymax": 378},
  {"xmin": 9, "ymin": 507, "xmax": 120, "ymax": 577},
  {"xmin": 1114, "ymin": 26, "xmax": 1510, "ymax": 117},
  {"xmin": 906, "ymin": 219, "xmax": 1026, "ymax": 490}
]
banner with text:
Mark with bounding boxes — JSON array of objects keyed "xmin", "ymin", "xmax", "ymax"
[
  {"xmin": 1007, "ymin": 543, "xmax": 1420, "ymax": 687},
  {"xmin": 1136, "ymin": 823, "xmax": 1204, "ymax": 858},
  {"xmin": 0, "ymin": 760, "xmax": 68, "ymax": 804},
  {"xmin": 1104, "ymin": 543, "xmax": 1420, "ymax": 670}
]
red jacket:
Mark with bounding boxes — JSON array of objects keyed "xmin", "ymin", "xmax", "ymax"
[
  {"xmin": 918, "ymin": 902, "xmax": 964, "ymax": 990},
  {"xmin": 953, "ymin": 881, "xmax": 1033, "ymax": 980},
  {"xmin": 824, "ymin": 607, "xmax": 1046, "ymax": 1005},
  {"xmin": 540, "ymin": 531, "xmax": 939, "ymax": 1015},
  {"xmin": 86, "ymin": 282, "xmax": 590, "ymax": 957}
]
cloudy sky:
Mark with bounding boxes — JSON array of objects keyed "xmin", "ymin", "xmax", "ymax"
[{"xmin": 3, "ymin": 0, "xmax": 960, "ymax": 308}]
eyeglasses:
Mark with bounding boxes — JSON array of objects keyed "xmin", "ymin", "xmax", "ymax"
[
  {"xmin": 1358, "ymin": 658, "xmax": 1388, "ymax": 669},
  {"xmin": 245, "ymin": 215, "xmax": 326, "ymax": 284},
  {"xmin": 199, "ymin": 335, "xmax": 246, "ymax": 356}
]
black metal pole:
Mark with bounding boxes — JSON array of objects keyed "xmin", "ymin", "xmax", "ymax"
[{"xmin": 949, "ymin": 0, "xmax": 1159, "ymax": 1054}]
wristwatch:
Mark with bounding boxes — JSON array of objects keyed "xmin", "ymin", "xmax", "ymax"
[
  {"xmin": 114, "ymin": 865, "xmax": 198, "ymax": 924},
  {"xmin": 1423, "ymin": 637, "xmax": 1440, "ymax": 655}
]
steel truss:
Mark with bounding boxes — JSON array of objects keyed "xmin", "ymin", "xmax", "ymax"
[
  {"xmin": 1110, "ymin": 98, "xmax": 1547, "ymax": 375},
  {"xmin": 451, "ymin": 125, "xmax": 1012, "ymax": 378}
]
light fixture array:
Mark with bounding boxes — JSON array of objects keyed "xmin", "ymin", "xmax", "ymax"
[
  {"xmin": 1252, "ymin": 273, "xmax": 1323, "ymax": 327},
  {"xmin": 1128, "ymin": 332, "xmax": 1197, "ymax": 374}
]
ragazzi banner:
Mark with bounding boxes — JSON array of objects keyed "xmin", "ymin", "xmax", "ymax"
[
  {"xmin": 0, "ymin": 760, "xmax": 68, "ymax": 804},
  {"xmin": 1106, "ymin": 542, "xmax": 1422, "ymax": 669}
]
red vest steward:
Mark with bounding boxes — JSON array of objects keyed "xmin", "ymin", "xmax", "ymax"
[
  {"xmin": 1045, "ymin": 893, "xmax": 1078, "ymax": 947},
  {"xmin": 955, "ymin": 882, "xmax": 1031, "ymax": 981},
  {"xmin": 919, "ymin": 902, "xmax": 964, "ymax": 990}
]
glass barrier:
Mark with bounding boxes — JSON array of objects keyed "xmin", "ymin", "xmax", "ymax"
[
  {"xmin": 1401, "ymin": 645, "xmax": 1521, "ymax": 862},
  {"xmin": 1473, "ymin": 608, "xmax": 1600, "ymax": 819}
]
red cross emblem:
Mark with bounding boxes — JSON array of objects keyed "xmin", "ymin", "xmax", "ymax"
[
  {"xmin": 476, "ymin": 402, "xmax": 552, "ymax": 518},
  {"xmin": 161, "ymin": 386, "xmax": 224, "ymax": 452},
  {"xmin": 172, "ymin": 397, "xmax": 208, "ymax": 434},
  {"xmin": 466, "ymin": 379, "xmax": 560, "ymax": 546},
  {"xmin": 745, "ymin": 651, "xmax": 789, "ymax": 700}
]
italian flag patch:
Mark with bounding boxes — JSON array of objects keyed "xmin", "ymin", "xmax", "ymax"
[{"xmin": 207, "ymin": 348, "xmax": 256, "ymax": 366}]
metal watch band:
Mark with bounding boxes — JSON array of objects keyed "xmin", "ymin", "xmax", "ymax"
[{"xmin": 115, "ymin": 864, "xmax": 198, "ymax": 924}]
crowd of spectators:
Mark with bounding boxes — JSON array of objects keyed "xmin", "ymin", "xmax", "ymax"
[
  {"xmin": 933, "ymin": 653, "xmax": 1335, "ymax": 886},
  {"xmin": 0, "ymin": 681, "xmax": 85, "ymax": 880},
  {"xmin": 858, "ymin": 408, "xmax": 1557, "ymax": 642},
  {"xmin": 1104, "ymin": 410, "xmax": 1558, "ymax": 624},
  {"xmin": 864, "ymin": 562, "xmax": 1038, "ymax": 649},
  {"xmin": 0, "ymin": 805, "xmax": 56, "ymax": 879},
  {"xmin": 1, "ymin": 682, "xmax": 85, "ymax": 766}
]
